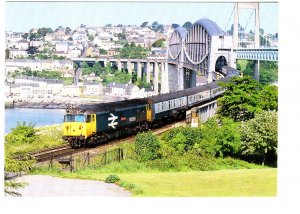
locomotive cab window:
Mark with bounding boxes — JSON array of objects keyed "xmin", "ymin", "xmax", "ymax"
[
  {"xmin": 64, "ymin": 114, "xmax": 86, "ymax": 122},
  {"xmin": 64, "ymin": 115, "xmax": 75, "ymax": 122}
]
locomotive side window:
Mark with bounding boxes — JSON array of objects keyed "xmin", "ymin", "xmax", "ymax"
[{"xmin": 86, "ymin": 115, "xmax": 92, "ymax": 123}]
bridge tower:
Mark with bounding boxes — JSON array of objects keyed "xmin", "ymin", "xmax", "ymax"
[
  {"xmin": 233, "ymin": 2, "xmax": 260, "ymax": 80},
  {"xmin": 164, "ymin": 19, "xmax": 234, "ymax": 93}
]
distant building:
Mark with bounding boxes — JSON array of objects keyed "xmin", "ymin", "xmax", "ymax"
[
  {"xmin": 83, "ymin": 81, "xmax": 102, "ymax": 95},
  {"xmin": 9, "ymin": 49, "xmax": 28, "ymax": 59},
  {"xmin": 105, "ymin": 82, "xmax": 140, "ymax": 98},
  {"xmin": 55, "ymin": 41, "xmax": 70, "ymax": 53},
  {"xmin": 16, "ymin": 39, "xmax": 29, "ymax": 50},
  {"xmin": 5, "ymin": 59, "xmax": 74, "ymax": 72}
]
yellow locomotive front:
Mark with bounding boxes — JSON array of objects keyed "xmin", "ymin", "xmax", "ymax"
[{"xmin": 62, "ymin": 113, "xmax": 96, "ymax": 147}]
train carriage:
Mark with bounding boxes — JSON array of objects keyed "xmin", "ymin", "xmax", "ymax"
[{"xmin": 62, "ymin": 68, "xmax": 239, "ymax": 148}]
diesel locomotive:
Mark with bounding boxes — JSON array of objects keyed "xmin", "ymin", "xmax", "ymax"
[{"xmin": 62, "ymin": 74, "xmax": 238, "ymax": 148}]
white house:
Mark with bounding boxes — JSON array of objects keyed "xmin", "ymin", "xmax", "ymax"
[
  {"xmin": 16, "ymin": 39, "xmax": 29, "ymax": 50},
  {"xmin": 83, "ymin": 81, "xmax": 102, "ymax": 95},
  {"xmin": 55, "ymin": 41, "xmax": 70, "ymax": 53},
  {"xmin": 9, "ymin": 49, "xmax": 28, "ymax": 58}
]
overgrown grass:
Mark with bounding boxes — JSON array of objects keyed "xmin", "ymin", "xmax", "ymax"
[{"xmin": 5, "ymin": 124, "xmax": 65, "ymax": 155}]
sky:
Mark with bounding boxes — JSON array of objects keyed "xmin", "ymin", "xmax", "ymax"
[{"xmin": 5, "ymin": 1, "xmax": 278, "ymax": 34}]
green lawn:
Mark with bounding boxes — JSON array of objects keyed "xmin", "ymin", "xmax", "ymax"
[
  {"xmin": 38, "ymin": 168, "xmax": 277, "ymax": 197},
  {"xmin": 119, "ymin": 169, "xmax": 277, "ymax": 196}
]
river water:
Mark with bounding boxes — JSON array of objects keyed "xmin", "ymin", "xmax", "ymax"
[{"xmin": 5, "ymin": 108, "xmax": 66, "ymax": 134}]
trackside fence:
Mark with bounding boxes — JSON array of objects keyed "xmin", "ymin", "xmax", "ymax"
[{"xmin": 45, "ymin": 148, "xmax": 125, "ymax": 172}]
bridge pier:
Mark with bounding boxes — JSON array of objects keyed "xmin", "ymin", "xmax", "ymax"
[
  {"xmin": 137, "ymin": 61, "xmax": 142, "ymax": 79},
  {"xmin": 117, "ymin": 59, "xmax": 122, "ymax": 71},
  {"xmin": 145, "ymin": 61, "xmax": 150, "ymax": 83},
  {"xmin": 254, "ymin": 60, "xmax": 260, "ymax": 81},
  {"xmin": 154, "ymin": 61, "xmax": 159, "ymax": 93}
]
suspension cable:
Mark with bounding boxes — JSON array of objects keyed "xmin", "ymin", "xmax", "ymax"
[{"xmin": 225, "ymin": 4, "xmax": 235, "ymax": 32}]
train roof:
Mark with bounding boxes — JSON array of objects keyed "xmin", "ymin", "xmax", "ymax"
[
  {"xmin": 148, "ymin": 90, "xmax": 187, "ymax": 103},
  {"xmin": 68, "ymin": 98, "xmax": 149, "ymax": 114}
]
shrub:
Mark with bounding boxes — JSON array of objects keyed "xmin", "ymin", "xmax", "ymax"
[
  {"xmin": 134, "ymin": 132, "xmax": 161, "ymax": 161},
  {"xmin": 105, "ymin": 174, "xmax": 120, "ymax": 183},
  {"xmin": 215, "ymin": 117, "xmax": 241, "ymax": 158}
]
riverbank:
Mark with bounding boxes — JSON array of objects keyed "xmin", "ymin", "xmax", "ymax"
[{"xmin": 5, "ymin": 95, "xmax": 125, "ymax": 109}]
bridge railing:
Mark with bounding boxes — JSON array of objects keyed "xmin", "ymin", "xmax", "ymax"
[{"xmin": 234, "ymin": 48, "xmax": 278, "ymax": 61}]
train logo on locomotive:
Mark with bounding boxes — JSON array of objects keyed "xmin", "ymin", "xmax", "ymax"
[{"xmin": 108, "ymin": 113, "xmax": 118, "ymax": 129}]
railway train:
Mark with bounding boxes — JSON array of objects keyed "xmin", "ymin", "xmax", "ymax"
[{"xmin": 62, "ymin": 70, "xmax": 239, "ymax": 148}]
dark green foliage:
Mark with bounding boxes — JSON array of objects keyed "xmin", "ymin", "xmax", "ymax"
[
  {"xmin": 5, "ymin": 48, "xmax": 10, "ymax": 59},
  {"xmin": 134, "ymin": 132, "xmax": 161, "ymax": 161},
  {"xmin": 259, "ymin": 61, "xmax": 278, "ymax": 85},
  {"xmin": 118, "ymin": 42, "xmax": 150, "ymax": 59},
  {"xmin": 218, "ymin": 76, "xmax": 263, "ymax": 121},
  {"xmin": 150, "ymin": 21, "xmax": 164, "ymax": 32},
  {"xmin": 5, "ymin": 122, "xmax": 37, "ymax": 196},
  {"xmin": 240, "ymin": 111, "xmax": 278, "ymax": 166},
  {"xmin": 6, "ymin": 122, "xmax": 37, "ymax": 146},
  {"xmin": 145, "ymin": 151, "xmax": 262, "ymax": 172},
  {"xmin": 193, "ymin": 118, "xmax": 218, "ymax": 156},
  {"xmin": 105, "ymin": 174, "xmax": 120, "ymax": 183},
  {"xmin": 141, "ymin": 21, "xmax": 149, "ymax": 27},
  {"xmin": 99, "ymin": 48, "xmax": 107, "ymax": 55},
  {"xmin": 135, "ymin": 77, "xmax": 151, "ymax": 89},
  {"xmin": 237, "ymin": 60, "xmax": 278, "ymax": 85},
  {"xmin": 218, "ymin": 76, "xmax": 278, "ymax": 122},
  {"xmin": 259, "ymin": 85, "xmax": 278, "ymax": 111},
  {"xmin": 214, "ymin": 117, "xmax": 241, "ymax": 157},
  {"xmin": 152, "ymin": 38, "xmax": 165, "ymax": 48}
]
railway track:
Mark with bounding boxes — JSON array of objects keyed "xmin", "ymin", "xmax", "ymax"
[{"xmin": 31, "ymin": 120, "xmax": 186, "ymax": 163}]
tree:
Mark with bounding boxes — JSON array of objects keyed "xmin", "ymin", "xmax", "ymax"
[
  {"xmin": 171, "ymin": 23, "xmax": 180, "ymax": 29},
  {"xmin": 82, "ymin": 61, "xmax": 92, "ymax": 75},
  {"xmin": 215, "ymin": 117, "xmax": 241, "ymax": 157},
  {"xmin": 65, "ymin": 27, "xmax": 72, "ymax": 34},
  {"xmin": 92, "ymin": 62, "xmax": 102, "ymax": 76},
  {"xmin": 182, "ymin": 21, "xmax": 193, "ymax": 30},
  {"xmin": 99, "ymin": 48, "xmax": 107, "ymax": 55},
  {"xmin": 152, "ymin": 38, "xmax": 165, "ymax": 48},
  {"xmin": 259, "ymin": 85, "xmax": 278, "ymax": 111},
  {"xmin": 21, "ymin": 33, "xmax": 28, "ymax": 39},
  {"xmin": 134, "ymin": 132, "xmax": 161, "ymax": 161},
  {"xmin": 259, "ymin": 61, "xmax": 278, "ymax": 85},
  {"xmin": 5, "ymin": 48, "xmax": 10, "ymax": 59},
  {"xmin": 218, "ymin": 76, "xmax": 263, "ymax": 121},
  {"xmin": 5, "ymin": 122, "xmax": 37, "ymax": 196},
  {"xmin": 141, "ymin": 22, "xmax": 149, "ymax": 27},
  {"xmin": 240, "ymin": 111, "xmax": 277, "ymax": 165},
  {"xmin": 88, "ymin": 34, "xmax": 94, "ymax": 41},
  {"xmin": 105, "ymin": 24, "xmax": 112, "ymax": 27}
]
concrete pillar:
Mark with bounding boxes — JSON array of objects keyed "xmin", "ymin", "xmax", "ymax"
[
  {"xmin": 162, "ymin": 61, "xmax": 169, "ymax": 94},
  {"xmin": 127, "ymin": 60, "xmax": 132, "ymax": 74},
  {"xmin": 154, "ymin": 61, "xmax": 159, "ymax": 93},
  {"xmin": 117, "ymin": 60, "xmax": 122, "ymax": 71},
  {"xmin": 160, "ymin": 62, "xmax": 164, "ymax": 92},
  {"xmin": 254, "ymin": 60, "xmax": 260, "ymax": 81},
  {"xmin": 146, "ymin": 61, "xmax": 150, "ymax": 83},
  {"xmin": 178, "ymin": 40, "xmax": 185, "ymax": 90},
  {"xmin": 137, "ymin": 62, "xmax": 142, "ymax": 79}
]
